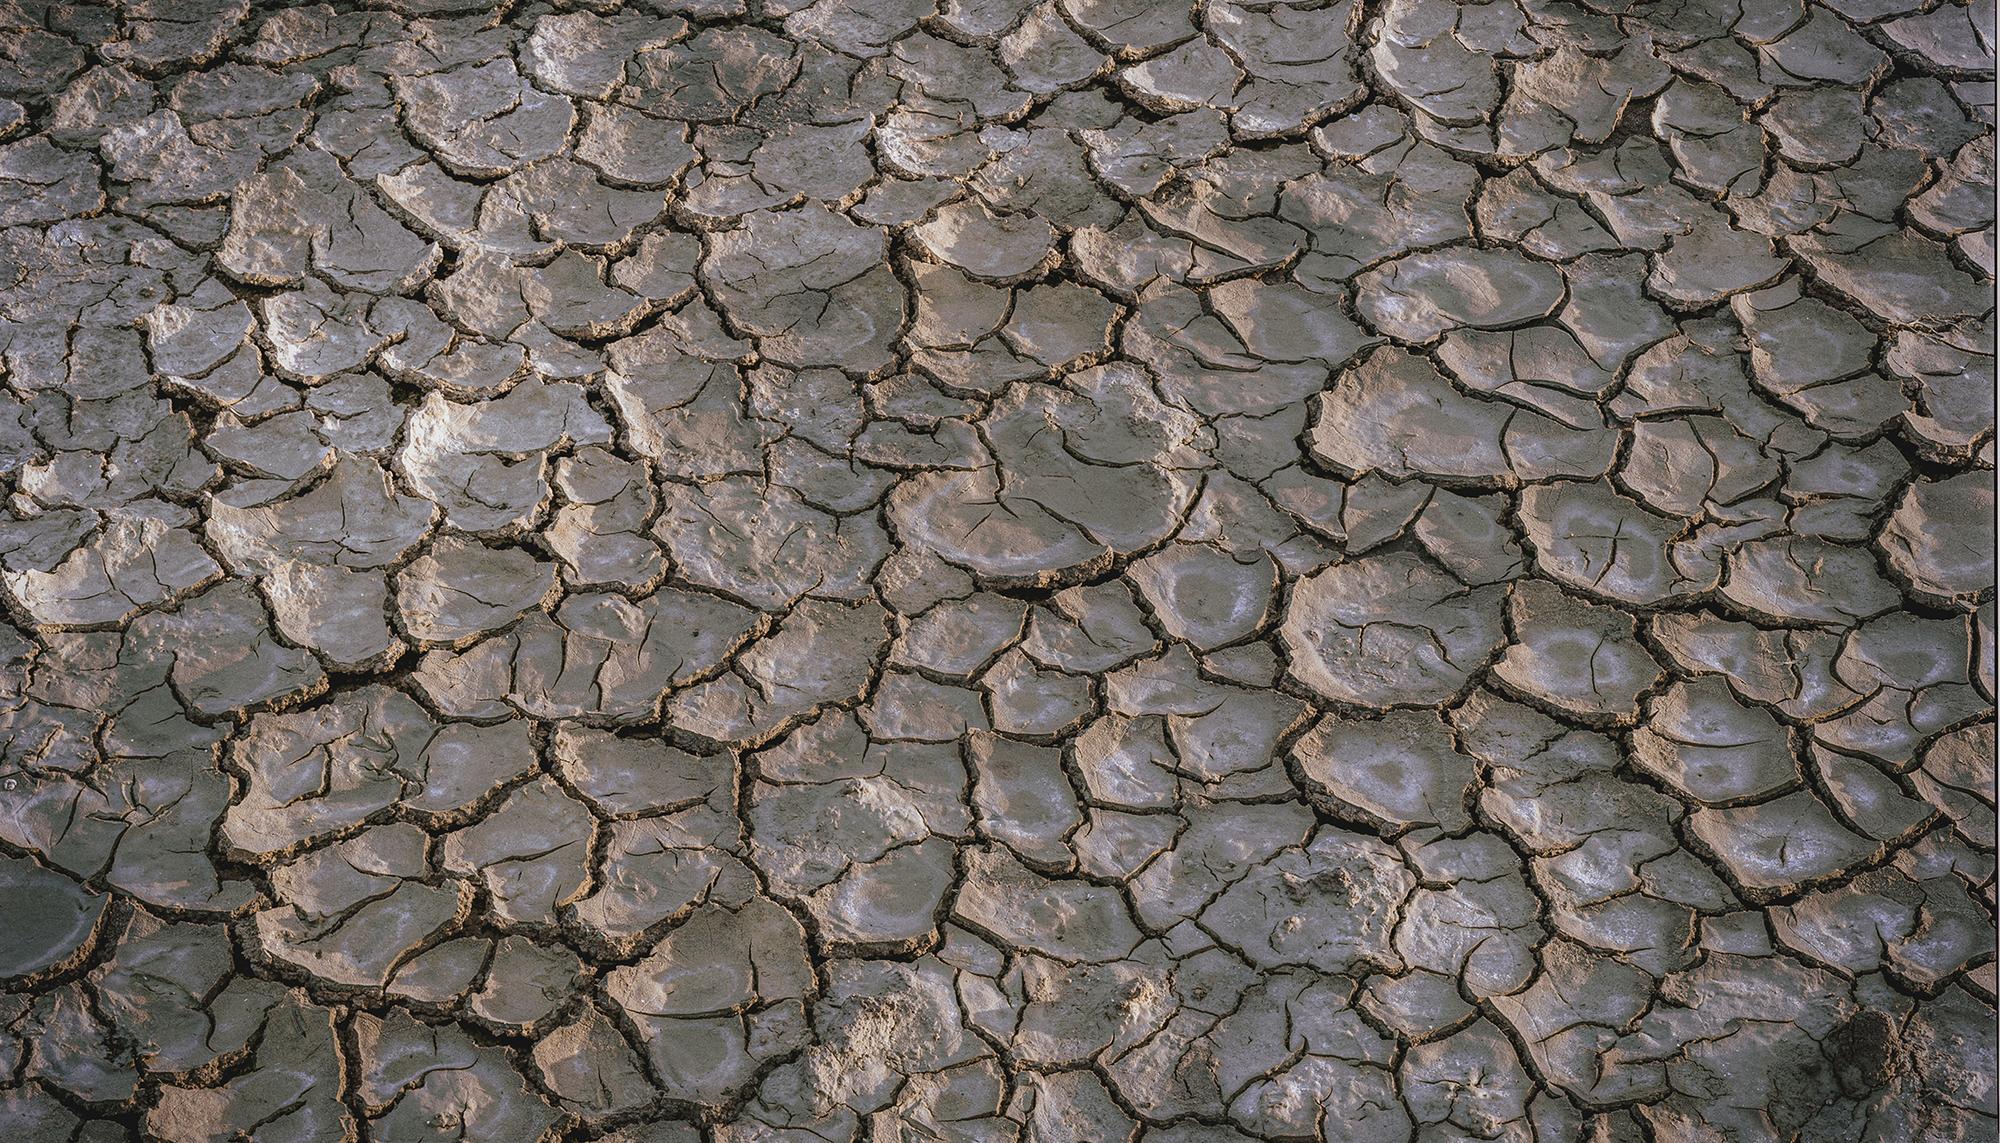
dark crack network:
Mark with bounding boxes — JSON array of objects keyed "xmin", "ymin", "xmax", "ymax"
[{"xmin": 0, "ymin": 0, "xmax": 1993, "ymax": 1140}]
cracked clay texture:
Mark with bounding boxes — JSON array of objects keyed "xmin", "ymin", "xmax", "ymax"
[{"xmin": 0, "ymin": 0, "xmax": 1993, "ymax": 1140}]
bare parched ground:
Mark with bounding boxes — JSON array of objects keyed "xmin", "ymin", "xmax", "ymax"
[{"xmin": 0, "ymin": 0, "xmax": 1994, "ymax": 1139}]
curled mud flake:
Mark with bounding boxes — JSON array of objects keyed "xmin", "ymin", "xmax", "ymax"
[{"xmin": 1281, "ymin": 551, "xmax": 1507, "ymax": 708}]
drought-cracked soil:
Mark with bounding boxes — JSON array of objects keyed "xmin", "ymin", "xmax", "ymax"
[{"xmin": 0, "ymin": 0, "xmax": 1994, "ymax": 1140}]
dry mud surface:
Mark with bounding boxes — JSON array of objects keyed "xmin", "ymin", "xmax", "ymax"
[{"xmin": 0, "ymin": 0, "xmax": 1995, "ymax": 1140}]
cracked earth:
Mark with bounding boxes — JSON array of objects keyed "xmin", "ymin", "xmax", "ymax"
[{"xmin": 0, "ymin": 0, "xmax": 1994, "ymax": 1140}]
